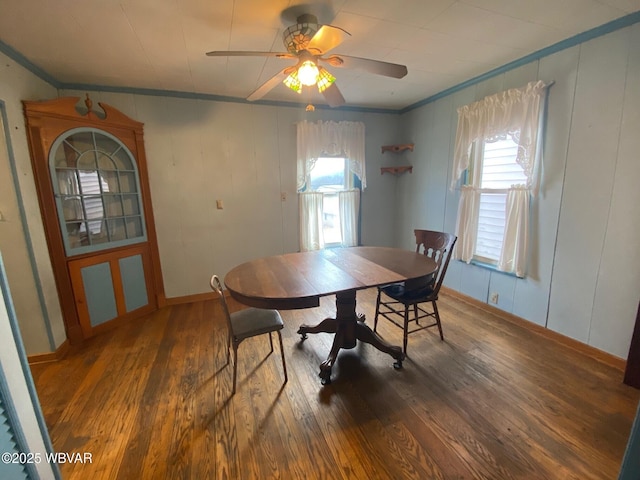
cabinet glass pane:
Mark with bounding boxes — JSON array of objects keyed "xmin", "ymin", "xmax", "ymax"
[
  {"xmin": 97, "ymin": 151, "xmax": 117, "ymax": 170},
  {"xmin": 99, "ymin": 170, "xmax": 120, "ymax": 193},
  {"xmin": 122, "ymin": 194, "xmax": 140, "ymax": 216},
  {"xmin": 65, "ymin": 131, "xmax": 94, "ymax": 152},
  {"xmin": 66, "ymin": 223, "xmax": 83, "ymax": 248},
  {"xmin": 118, "ymin": 171, "xmax": 137, "ymax": 193},
  {"xmin": 108, "ymin": 218, "xmax": 127, "ymax": 241},
  {"xmin": 88, "ymin": 220, "xmax": 108, "ymax": 244},
  {"xmin": 82, "ymin": 196, "xmax": 104, "ymax": 220},
  {"xmin": 126, "ymin": 217, "xmax": 143, "ymax": 238},
  {"xmin": 53, "ymin": 143, "xmax": 79, "ymax": 167},
  {"xmin": 56, "ymin": 169, "xmax": 80, "ymax": 195},
  {"xmin": 62, "ymin": 197, "xmax": 83, "ymax": 221},
  {"xmin": 104, "ymin": 195, "xmax": 123, "ymax": 217},
  {"xmin": 94, "ymin": 135, "xmax": 121, "ymax": 158},
  {"xmin": 112, "ymin": 149, "xmax": 133, "ymax": 170}
]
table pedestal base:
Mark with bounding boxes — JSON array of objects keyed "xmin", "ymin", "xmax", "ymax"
[{"xmin": 297, "ymin": 289, "xmax": 405, "ymax": 384}]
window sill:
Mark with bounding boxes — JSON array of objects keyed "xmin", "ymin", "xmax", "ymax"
[{"xmin": 465, "ymin": 258, "xmax": 521, "ymax": 278}]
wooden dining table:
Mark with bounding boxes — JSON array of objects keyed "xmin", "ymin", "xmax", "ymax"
[{"xmin": 224, "ymin": 246, "xmax": 438, "ymax": 384}]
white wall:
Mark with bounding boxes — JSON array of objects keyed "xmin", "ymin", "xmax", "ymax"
[
  {"xmin": 0, "ymin": 52, "xmax": 66, "ymax": 354},
  {"xmin": 59, "ymin": 89, "xmax": 401, "ymax": 299},
  {"xmin": 396, "ymin": 24, "xmax": 640, "ymax": 359}
]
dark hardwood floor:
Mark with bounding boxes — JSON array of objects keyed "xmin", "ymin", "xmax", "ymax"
[{"xmin": 30, "ymin": 288, "xmax": 639, "ymax": 479}]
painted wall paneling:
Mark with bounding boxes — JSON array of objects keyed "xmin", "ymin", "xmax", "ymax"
[{"xmin": 547, "ymin": 28, "xmax": 631, "ymax": 346}]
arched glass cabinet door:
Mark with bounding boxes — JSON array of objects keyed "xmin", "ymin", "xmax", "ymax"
[{"xmin": 49, "ymin": 128, "xmax": 147, "ymax": 256}]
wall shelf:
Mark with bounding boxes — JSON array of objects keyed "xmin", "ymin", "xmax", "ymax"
[
  {"xmin": 381, "ymin": 143, "xmax": 414, "ymax": 154},
  {"xmin": 381, "ymin": 166, "xmax": 413, "ymax": 175}
]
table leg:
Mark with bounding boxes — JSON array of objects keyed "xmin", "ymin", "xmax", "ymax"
[{"xmin": 297, "ymin": 289, "xmax": 405, "ymax": 384}]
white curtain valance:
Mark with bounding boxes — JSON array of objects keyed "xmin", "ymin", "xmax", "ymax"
[
  {"xmin": 297, "ymin": 120, "xmax": 366, "ymax": 191},
  {"xmin": 451, "ymin": 80, "xmax": 549, "ymax": 196}
]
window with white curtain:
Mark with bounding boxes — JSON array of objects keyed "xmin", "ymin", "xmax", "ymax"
[
  {"xmin": 451, "ymin": 80, "xmax": 550, "ymax": 277},
  {"xmin": 309, "ymin": 157, "xmax": 352, "ymax": 246},
  {"xmin": 471, "ymin": 136, "xmax": 528, "ymax": 264},
  {"xmin": 297, "ymin": 120, "xmax": 365, "ymax": 252}
]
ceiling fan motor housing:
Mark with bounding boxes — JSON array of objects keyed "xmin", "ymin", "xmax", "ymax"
[{"xmin": 283, "ymin": 14, "xmax": 320, "ymax": 53}]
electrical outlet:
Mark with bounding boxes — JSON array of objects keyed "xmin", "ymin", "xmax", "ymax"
[
  {"xmin": 280, "ymin": 192, "xmax": 287, "ymax": 201},
  {"xmin": 216, "ymin": 199, "xmax": 223, "ymax": 210},
  {"xmin": 489, "ymin": 292, "xmax": 499, "ymax": 304}
]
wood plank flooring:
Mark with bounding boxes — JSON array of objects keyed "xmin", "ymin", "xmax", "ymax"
[{"xmin": 30, "ymin": 289, "xmax": 640, "ymax": 479}]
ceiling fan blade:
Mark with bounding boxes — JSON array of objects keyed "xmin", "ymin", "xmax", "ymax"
[
  {"xmin": 306, "ymin": 25, "xmax": 350, "ymax": 55},
  {"xmin": 206, "ymin": 51, "xmax": 295, "ymax": 59},
  {"xmin": 322, "ymin": 55, "xmax": 408, "ymax": 78},
  {"xmin": 321, "ymin": 83, "xmax": 345, "ymax": 108},
  {"xmin": 247, "ymin": 69, "xmax": 292, "ymax": 101}
]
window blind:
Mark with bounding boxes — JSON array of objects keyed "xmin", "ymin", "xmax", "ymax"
[
  {"xmin": 475, "ymin": 138, "xmax": 527, "ymax": 262},
  {"xmin": 0, "ymin": 395, "xmax": 29, "ymax": 480}
]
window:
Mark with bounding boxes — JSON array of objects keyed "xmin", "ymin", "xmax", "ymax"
[
  {"xmin": 471, "ymin": 136, "xmax": 528, "ymax": 264},
  {"xmin": 451, "ymin": 80, "xmax": 549, "ymax": 277},
  {"xmin": 309, "ymin": 157, "xmax": 351, "ymax": 245},
  {"xmin": 296, "ymin": 120, "xmax": 365, "ymax": 251},
  {"xmin": 50, "ymin": 128, "xmax": 146, "ymax": 255}
]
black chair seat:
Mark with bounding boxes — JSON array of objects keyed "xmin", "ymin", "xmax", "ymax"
[{"xmin": 381, "ymin": 283, "xmax": 435, "ymax": 303}]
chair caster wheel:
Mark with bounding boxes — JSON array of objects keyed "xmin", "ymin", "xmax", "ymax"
[
  {"xmin": 320, "ymin": 377, "xmax": 332, "ymax": 385},
  {"xmin": 297, "ymin": 327, "xmax": 308, "ymax": 341},
  {"xmin": 393, "ymin": 360, "xmax": 403, "ymax": 369}
]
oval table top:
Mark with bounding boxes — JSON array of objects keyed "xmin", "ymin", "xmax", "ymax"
[{"xmin": 224, "ymin": 246, "xmax": 438, "ymax": 310}]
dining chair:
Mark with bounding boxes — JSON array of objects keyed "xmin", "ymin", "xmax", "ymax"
[
  {"xmin": 373, "ymin": 230, "xmax": 457, "ymax": 356},
  {"xmin": 210, "ymin": 275, "xmax": 288, "ymax": 394}
]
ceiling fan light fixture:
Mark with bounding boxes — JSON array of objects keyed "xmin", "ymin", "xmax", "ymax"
[
  {"xmin": 316, "ymin": 67, "xmax": 335, "ymax": 93},
  {"xmin": 298, "ymin": 60, "xmax": 319, "ymax": 86},
  {"xmin": 283, "ymin": 70, "xmax": 302, "ymax": 93}
]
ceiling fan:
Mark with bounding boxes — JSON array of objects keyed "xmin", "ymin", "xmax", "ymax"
[{"xmin": 205, "ymin": 11, "xmax": 408, "ymax": 108}]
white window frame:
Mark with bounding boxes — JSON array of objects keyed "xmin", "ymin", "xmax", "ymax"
[
  {"xmin": 309, "ymin": 156, "xmax": 353, "ymax": 247},
  {"xmin": 468, "ymin": 135, "xmax": 528, "ymax": 266}
]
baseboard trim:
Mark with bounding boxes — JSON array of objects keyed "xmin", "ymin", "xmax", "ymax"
[
  {"xmin": 441, "ymin": 286, "xmax": 626, "ymax": 372},
  {"xmin": 27, "ymin": 339, "xmax": 70, "ymax": 365},
  {"xmin": 165, "ymin": 291, "xmax": 219, "ymax": 306}
]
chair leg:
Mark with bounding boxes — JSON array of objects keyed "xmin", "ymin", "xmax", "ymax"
[
  {"xmin": 232, "ymin": 343, "xmax": 239, "ymax": 395},
  {"xmin": 373, "ymin": 289, "xmax": 382, "ymax": 332},
  {"xmin": 433, "ymin": 301, "xmax": 444, "ymax": 340},
  {"xmin": 277, "ymin": 330, "xmax": 288, "ymax": 384},
  {"xmin": 268, "ymin": 331, "xmax": 274, "ymax": 354},
  {"xmin": 403, "ymin": 304, "xmax": 410, "ymax": 355},
  {"xmin": 414, "ymin": 304, "xmax": 419, "ymax": 325}
]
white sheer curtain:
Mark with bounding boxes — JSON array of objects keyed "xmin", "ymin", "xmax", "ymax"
[
  {"xmin": 454, "ymin": 186, "xmax": 480, "ymax": 263},
  {"xmin": 299, "ymin": 192, "xmax": 324, "ymax": 251},
  {"xmin": 338, "ymin": 189, "xmax": 360, "ymax": 247},
  {"xmin": 498, "ymin": 186, "xmax": 529, "ymax": 277},
  {"xmin": 452, "ymin": 80, "xmax": 550, "ymax": 276},
  {"xmin": 297, "ymin": 120, "xmax": 366, "ymax": 191}
]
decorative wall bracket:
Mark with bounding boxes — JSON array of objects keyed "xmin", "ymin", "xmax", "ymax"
[
  {"xmin": 381, "ymin": 143, "xmax": 414, "ymax": 154},
  {"xmin": 381, "ymin": 166, "xmax": 413, "ymax": 175}
]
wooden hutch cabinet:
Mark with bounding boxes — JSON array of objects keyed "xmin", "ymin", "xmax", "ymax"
[{"xmin": 23, "ymin": 96, "xmax": 164, "ymax": 343}]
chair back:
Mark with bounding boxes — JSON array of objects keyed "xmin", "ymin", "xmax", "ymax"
[
  {"xmin": 414, "ymin": 229, "xmax": 457, "ymax": 296},
  {"xmin": 210, "ymin": 275, "xmax": 233, "ymax": 333}
]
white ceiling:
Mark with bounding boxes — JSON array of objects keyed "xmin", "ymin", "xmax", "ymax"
[{"xmin": 1, "ymin": 0, "xmax": 639, "ymax": 110}]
